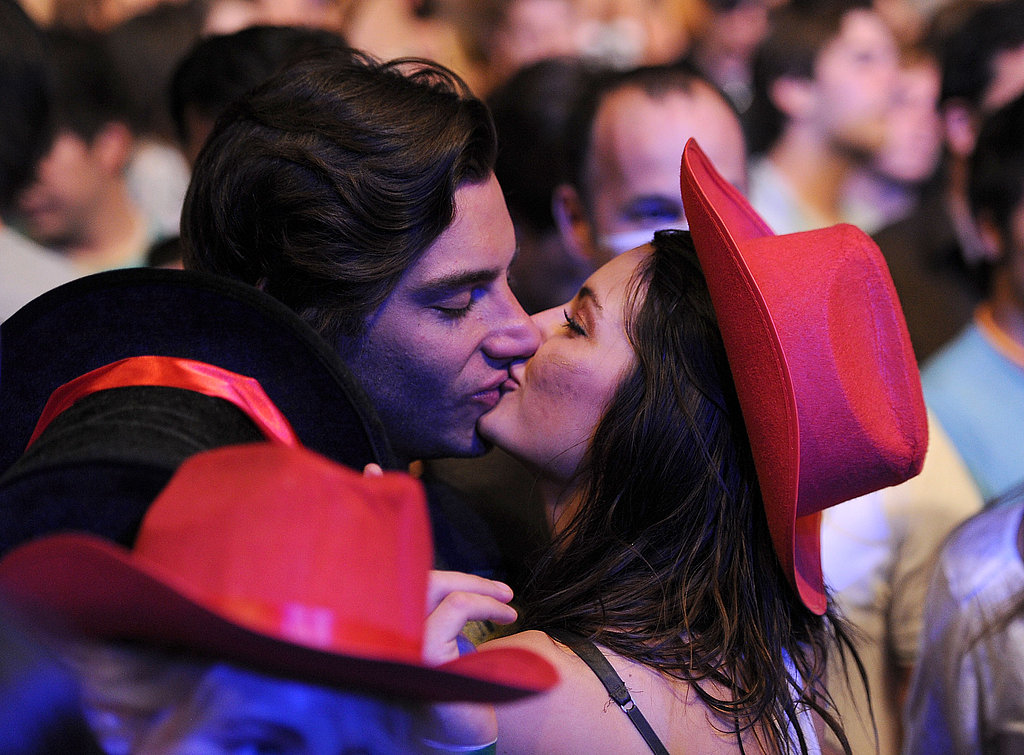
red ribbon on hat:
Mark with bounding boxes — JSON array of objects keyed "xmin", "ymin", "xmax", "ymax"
[{"xmin": 26, "ymin": 356, "xmax": 300, "ymax": 449}]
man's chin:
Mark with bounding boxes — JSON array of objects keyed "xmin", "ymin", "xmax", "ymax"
[
  {"xmin": 458, "ymin": 431, "xmax": 492, "ymax": 459},
  {"xmin": 414, "ymin": 433, "xmax": 492, "ymax": 462}
]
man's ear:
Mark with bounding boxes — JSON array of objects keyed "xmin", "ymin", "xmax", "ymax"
[
  {"xmin": 552, "ymin": 183, "xmax": 598, "ymax": 265},
  {"xmin": 941, "ymin": 100, "xmax": 978, "ymax": 160},
  {"xmin": 91, "ymin": 120, "xmax": 135, "ymax": 176},
  {"xmin": 975, "ymin": 210, "xmax": 1006, "ymax": 264},
  {"xmin": 769, "ymin": 75, "xmax": 816, "ymax": 122}
]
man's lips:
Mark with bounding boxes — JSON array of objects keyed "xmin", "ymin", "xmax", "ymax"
[
  {"xmin": 473, "ymin": 378, "xmax": 506, "ymax": 408},
  {"xmin": 474, "ymin": 374, "xmax": 519, "ymax": 408}
]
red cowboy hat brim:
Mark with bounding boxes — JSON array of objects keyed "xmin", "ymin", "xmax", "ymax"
[{"xmin": 0, "ymin": 534, "xmax": 557, "ymax": 703}]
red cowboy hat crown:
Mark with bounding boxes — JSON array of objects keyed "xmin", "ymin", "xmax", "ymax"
[
  {"xmin": 679, "ymin": 139, "xmax": 928, "ymax": 614},
  {"xmin": 0, "ymin": 443, "xmax": 557, "ymax": 701}
]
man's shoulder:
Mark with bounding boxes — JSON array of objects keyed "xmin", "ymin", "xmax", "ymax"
[
  {"xmin": 935, "ymin": 501, "xmax": 1024, "ymax": 603},
  {"xmin": 0, "ymin": 226, "xmax": 80, "ymax": 321},
  {"xmin": 921, "ymin": 323, "xmax": 994, "ymax": 386},
  {"xmin": 872, "ymin": 192, "xmax": 954, "ymax": 255}
]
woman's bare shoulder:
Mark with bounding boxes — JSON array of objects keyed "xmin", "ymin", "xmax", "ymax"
[
  {"xmin": 481, "ymin": 631, "xmax": 782, "ymax": 755},
  {"xmin": 481, "ymin": 631, "xmax": 619, "ymax": 754},
  {"xmin": 481, "ymin": 630, "xmax": 570, "ymax": 661}
]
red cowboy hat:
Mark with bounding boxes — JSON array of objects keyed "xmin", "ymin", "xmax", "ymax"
[
  {"xmin": 0, "ymin": 443, "xmax": 557, "ymax": 702},
  {"xmin": 679, "ymin": 139, "xmax": 928, "ymax": 614}
]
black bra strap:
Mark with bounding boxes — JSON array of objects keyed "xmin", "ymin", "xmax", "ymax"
[{"xmin": 549, "ymin": 629, "xmax": 671, "ymax": 755}]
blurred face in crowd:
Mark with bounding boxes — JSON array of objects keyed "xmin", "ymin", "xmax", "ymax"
[
  {"xmin": 342, "ymin": 174, "xmax": 541, "ymax": 462},
  {"xmin": 809, "ymin": 8, "xmax": 899, "ymax": 156},
  {"xmin": 583, "ymin": 82, "xmax": 746, "ymax": 261},
  {"xmin": 488, "ymin": 0, "xmax": 580, "ymax": 86},
  {"xmin": 981, "ymin": 43, "xmax": 1024, "ymax": 114},
  {"xmin": 77, "ymin": 645, "xmax": 413, "ymax": 754},
  {"xmin": 16, "ymin": 129, "xmax": 115, "ymax": 249},
  {"xmin": 202, "ymin": 0, "xmax": 348, "ymax": 35},
  {"xmin": 138, "ymin": 666, "xmax": 412, "ymax": 755},
  {"xmin": 872, "ymin": 54, "xmax": 942, "ymax": 184},
  {"xmin": 941, "ymin": 43, "xmax": 1024, "ymax": 165},
  {"xmin": 574, "ymin": 0, "xmax": 702, "ymax": 67}
]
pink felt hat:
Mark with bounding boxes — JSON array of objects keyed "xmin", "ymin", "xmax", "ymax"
[
  {"xmin": 0, "ymin": 443, "xmax": 557, "ymax": 701},
  {"xmin": 679, "ymin": 139, "xmax": 928, "ymax": 614}
]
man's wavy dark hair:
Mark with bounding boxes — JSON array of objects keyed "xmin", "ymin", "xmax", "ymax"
[{"xmin": 182, "ymin": 50, "xmax": 497, "ymax": 343}]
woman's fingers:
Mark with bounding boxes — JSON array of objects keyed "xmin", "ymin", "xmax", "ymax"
[
  {"xmin": 361, "ymin": 462, "xmax": 384, "ymax": 478},
  {"xmin": 427, "ymin": 570, "xmax": 513, "ymax": 611},
  {"xmin": 422, "ymin": 570, "xmax": 517, "ymax": 667}
]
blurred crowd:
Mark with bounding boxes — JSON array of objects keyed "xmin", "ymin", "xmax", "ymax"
[{"xmin": 3, "ymin": 0, "xmax": 1024, "ymax": 753}]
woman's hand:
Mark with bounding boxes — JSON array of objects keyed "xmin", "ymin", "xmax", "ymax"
[
  {"xmin": 416, "ymin": 570, "xmax": 518, "ymax": 751},
  {"xmin": 423, "ymin": 570, "xmax": 516, "ymax": 665},
  {"xmin": 362, "ymin": 463, "xmax": 515, "ymax": 750}
]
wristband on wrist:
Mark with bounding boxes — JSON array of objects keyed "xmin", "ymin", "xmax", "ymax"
[{"xmin": 419, "ymin": 736, "xmax": 498, "ymax": 753}]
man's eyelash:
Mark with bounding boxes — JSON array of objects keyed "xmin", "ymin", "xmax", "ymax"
[
  {"xmin": 433, "ymin": 286, "xmax": 489, "ymax": 320},
  {"xmin": 435, "ymin": 303, "xmax": 472, "ymax": 319},
  {"xmin": 563, "ymin": 309, "xmax": 586, "ymax": 336}
]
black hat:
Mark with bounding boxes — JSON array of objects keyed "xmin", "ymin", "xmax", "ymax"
[{"xmin": 0, "ymin": 267, "xmax": 395, "ymax": 553}]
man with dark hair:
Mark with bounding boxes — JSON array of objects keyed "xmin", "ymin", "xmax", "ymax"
[
  {"xmin": 744, "ymin": 0, "xmax": 898, "ymax": 233},
  {"xmin": 428, "ymin": 60, "xmax": 748, "ymax": 593},
  {"xmin": 170, "ymin": 24, "xmax": 351, "ymax": 165},
  {"xmin": 15, "ymin": 29, "xmax": 166, "ymax": 274},
  {"xmin": 552, "ymin": 61, "xmax": 747, "ymax": 269},
  {"xmin": 182, "ymin": 51, "xmax": 540, "ymax": 467},
  {"xmin": 921, "ymin": 91, "xmax": 1024, "ymax": 503},
  {"xmin": 0, "ymin": 0, "xmax": 78, "ymax": 320},
  {"xmin": 873, "ymin": 0, "xmax": 1024, "ymax": 361}
]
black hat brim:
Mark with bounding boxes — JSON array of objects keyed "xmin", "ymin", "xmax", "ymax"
[{"xmin": 0, "ymin": 268, "xmax": 396, "ymax": 475}]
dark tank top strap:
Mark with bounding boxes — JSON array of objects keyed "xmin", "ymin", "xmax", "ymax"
[{"xmin": 548, "ymin": 629, "xmax": 671, "ymax": 755}]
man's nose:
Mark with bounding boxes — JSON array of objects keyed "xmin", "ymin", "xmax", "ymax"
[
  {"xmin": 530, "ymin": 304, "xmax": 567, "ymax": 342},
  {"xmin": 482, "ymin": 287, "xmax": 542, "ymax": 360}
]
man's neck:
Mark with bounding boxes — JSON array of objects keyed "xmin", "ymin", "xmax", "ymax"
[
  {"xmin": 988, "ymin": 272, "xmax": 1024, "ymax": 350},
  {"xmin": 768, "ymin": 129, "xmax": 856, "ymax": 226},
  {"xmin": 62, "ymin": 187, "xmax": 147, "ymax": 273}
]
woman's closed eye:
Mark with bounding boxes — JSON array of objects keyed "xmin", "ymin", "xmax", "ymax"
[{"xmin": 563, "ymin": 309, "xmax": 587, "ymax": 336}]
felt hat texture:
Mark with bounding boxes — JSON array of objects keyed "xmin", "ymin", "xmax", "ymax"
[
  {"xmin": 0, "ymin": 443, "xmax": 558, "ymax": 702},
  {"xmin": 0, "ymin": 385, "xmax": 267, "ymax": 555},
  {"xmin": 0, "ymin": 267, "xmax": 394, "ymax": 475},
  {"xmin": 0, "ymin": 267, "xmax": 395, "ymax": 555},
  {"xmin": 679, "ymin": 139, "xmax": 928, "ymax": 614}
]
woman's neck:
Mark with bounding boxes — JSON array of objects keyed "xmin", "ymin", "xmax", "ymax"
[{"xmin": 541, "ymin": 479, "xmax": 579, "ymax": 538}]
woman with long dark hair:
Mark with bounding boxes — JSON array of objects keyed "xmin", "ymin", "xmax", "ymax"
[{"xmin": 442, "ymin": 139, "xmax": 928, "ymax": 754}]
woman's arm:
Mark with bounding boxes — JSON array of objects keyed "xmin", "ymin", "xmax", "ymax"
[{"xmin": 416, "ymin": 570, "xmax": 517, "ymax": 751}]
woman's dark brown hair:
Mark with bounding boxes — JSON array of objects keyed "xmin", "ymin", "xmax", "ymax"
[{"xmin": 519, "ymin": 230, "xmax": 858, "ymax": 753}]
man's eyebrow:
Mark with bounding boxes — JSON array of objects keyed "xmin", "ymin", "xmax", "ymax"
[{"xmin": 412, "ymin": 268, "xmax": 503, "ymax": 299}]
